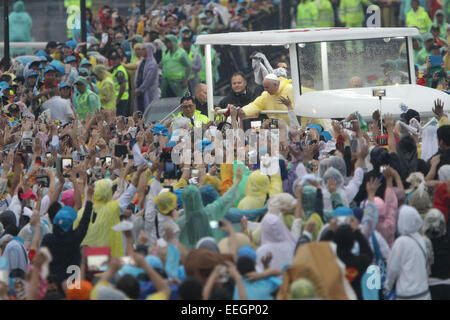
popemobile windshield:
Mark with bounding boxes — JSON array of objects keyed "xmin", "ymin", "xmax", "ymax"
[{"xmin": 196, "ymin": 27, "xmax": 449, "ymax": 121}]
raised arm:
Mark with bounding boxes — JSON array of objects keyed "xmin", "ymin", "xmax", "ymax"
[{"xmin": 134, "ymin": 252, "xmax": 171, "ymax": 299}]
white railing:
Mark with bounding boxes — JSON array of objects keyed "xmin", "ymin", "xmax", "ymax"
[{"xmin": 0, "ymin": 42, "xmax": 47, "ymax": 49}]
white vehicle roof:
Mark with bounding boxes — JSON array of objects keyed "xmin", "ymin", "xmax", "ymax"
[{"xmin": 196, "ymin": 27, "xmax": 420, "ymax": 46}]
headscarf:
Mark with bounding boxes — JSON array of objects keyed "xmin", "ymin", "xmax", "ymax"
[
  {"xmin": 438, "ymin": 165, "xmax": 450, "ymax": 182},
  {"xmin": 66, "ymin": 280, "xmax": 93, "ymax": 300},
  {"xmin": 322, "ymin": 167, "xmax": 345, "ymax": 188},
  {"xmin": 181, "ymin": 185, "xmax": 213, "ymax": 248},
  {"xmin": 423, "ymin": 209, "xmax": 446, "ymax": 239},
  {"xmin": 305, "ymin": 213, "xmax": 324, "ymax": 241},
  {"xmin": 238, "ymin": 245, "xmax": 257, "ymax": 262},
  {"xmin": 319, "ymin": 156, "xmax": 347, "ymax": 181},
  {"xmin": 393, "ymin": 187, "xmax": 406, "ymax": 207},
  {"xmin": 302, "ymin": 186, "xmax": 317, "ymax": 220},
  {"xmin": 0, "ymin": 210, "xmax": 17, "ymax": 231},
  {"xmin": 268, "ymin": 193, "xmax": 296, "ymax": 215},
  {"xmin": 408, "ymin": 188, "xmax": 432, "ymax": 216},
  {"xmin": 200, "ymin": 175, "xmax": 222, "ymax": 194},
  {"xmin": 397, "ymin": 205, "xmax": 423, "ymax": 235},
  {"xmin": 92, "ymin": 64, "xmax": 112, "ymax": 80},
  {"xmin": 73, "ymin": 178, "xmax": 123, "ymax": 257},
  {"xmin": 200, "ymin": 185, "xmax": 220, "ymax": 206},
  {"xmin": 261, "ymin": 213, "xmax": 296, "ymax": 245},
  {"xmin": 195, "ymin": 237, "xmax": 219, "ymax": 253},
  {"xmin": 237, "ymin": 170, "xmax": 270, "ymax": 210},
  {"xmin": 93, "ymin": 179, "xmax": 113, "ymax": 205},
  {"xmin": 143, "ymin": 43, "xmax": 157, "ymax": 65},
  {"xmin": 289, "ymin": 278, "xmax": 317, "ymax": 299},
  {"xmin": 333, "ymin": 224, "xmax": 355, "ymax": 260},
  {"xmin": 1, "ymin": 236, "xmax": 29, "ymax": 277},
  {"xmin": 369, "ymin": 146, "xmax": 391, "ymax": 170},
  {"xmin": 53, "ymin": 206, "xmax": 77, "ymax": 232},
  {"xmin": 154, "ymin": 191, "xmax": 177, "ymax": 214},
  {"xmin": 61, "ymin": 190, "xmax": 75, "ymax": 208}
]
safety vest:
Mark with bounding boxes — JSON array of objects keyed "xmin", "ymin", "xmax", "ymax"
[
  {"xmin": 198, "ymin": 48, "xmax": 219, "ymax": 83},
  {"xmin": 296, "ymin": 0, "xmax": 319, "ymax": 28},
  {"xmin": 64, "ymin": 0, "xmax": 92, "ymax": 7},
  {"xmin": 162, "ymin": 48, "xmax": 188, "ymax": 81},
  {"xmin": 173, "ymin": 110, "xmax": 210, "ymax": 127},
  {"xmin": 339, "ymin": 0, "xmax": 367, "ymax": 27},
  {"xmin": 111, "ymin": 64, "xmax": 129, "ymax": 101},
  {"xmin": 416, "ymin": 47, "xmax": 431, "ymax": 65},
  {"xmin": 187, "ymin": 50, "xmax": 197, "ymax": 80},
  {"xmin": 406, "ymin": 7, "xmax": 432, "ymax": 34},
  {"xmin": 315, "ymin": 0, "xmax": 335, "ymax": 27}
]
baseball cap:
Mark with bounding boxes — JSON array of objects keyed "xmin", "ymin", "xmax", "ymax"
[
  {"xmin": 28, "ymin": 71, "xmax": 39, "ymax": 78},
  {"xmin": 64, "ymin": 56, "xmax": 77, "ymax": 64},
  {"xmin": 59, "ymin": 82, "xmax": 71, "ymax": 89},
  {"xmin": 80, "ymin": 58, "xmax": 92, "ymax": 67},
  {"xmin": 198, "ymin": 13, "xmax": 207, "ymax": 19},
  {"xmin": 0, "ymin": 81, "xmax": 11, "ymax": 91},
  {"xmin": 44, "ymin": 66, "xmax": 56, "ymax": 74},
  {"xmin": 65, "ymin": 40, "xmax": 78, "ymax": 49},
  {"xmin": 109, "ymin": 51, "xmax": 121, "ymax": 60}
]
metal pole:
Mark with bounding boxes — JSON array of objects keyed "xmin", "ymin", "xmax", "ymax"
[
  {"xmin": 80, "ymin": 0, "xmax": 87, "ymax": 56},
  {"xmin": 320, "ymin": 42, "xmax": 329, "ymax": 90},
  {"xmin": 4, "ymin": 0, "xmax": 10, "ymax": 62},
  {"xmin": 140, "ymin": 0, "xmax": 146, "ymax": 16},
  {"xmin": 205, "ymin": 44, "xmax": 214, "ymax": 121}
]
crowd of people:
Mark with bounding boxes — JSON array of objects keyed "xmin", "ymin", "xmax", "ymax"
[{"xmin": 0, "ymin": 0, "xmax": 448, "ymax": 301}]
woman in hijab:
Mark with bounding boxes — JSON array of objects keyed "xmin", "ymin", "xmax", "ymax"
[
  {"xmin": 319, "ymin": 155, "xmax": 365, "ymax": 211},
  {"xmin": 134, "ymin": 43, "xmax": 159, "ymax": 114},
  {"xmin": 256, "ymin": 213, "xmax": 297, "ymax": 272},
  {"xmin": 385, "ymin": 205, "xmax": 431, "ymax": 300},
  {"xmin": 176, "ymin": 167, "xmax": 243, "ymax": 250},
  {"xmin": 41, "ymin": 185, "xmax": 93, "ymax": 284},
  {"xmin": 423, "ymin": 208, "xmax": 450, "ymax": 299},
  {"xmin": 92, "ymin": 65, "xmax": 116, "ymax": 111},
  {"xmin": 328, "ymin": 216, "xmax": 374, "ymax": 300},
  {"xmin": 374, "ymin": 178, "xmax": 398, "ymax": 248},
  {"xmin": 393, "ymin": 135, "xmax": 430, "ymax": 182}
]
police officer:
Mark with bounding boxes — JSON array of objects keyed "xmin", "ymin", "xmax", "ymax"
[{"xmin": 109, "ymin": 51, "xmax": 130, "ymax": 117}]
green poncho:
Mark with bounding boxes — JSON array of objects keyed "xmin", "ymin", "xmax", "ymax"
[
  {"xmin": 177, "ymin": 184, "xmax": 241, "ymax": 250},
  {"xmin": 73, "ymin": 76, "xmax": 101, "ymax": 120}
]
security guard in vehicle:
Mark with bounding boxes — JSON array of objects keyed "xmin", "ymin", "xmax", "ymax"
[{"xmin": 173, "ymin": 94, "xmax": 210, "ymax": 128}]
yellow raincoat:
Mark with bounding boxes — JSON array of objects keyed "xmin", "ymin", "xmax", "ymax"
[
  {"xmin": 241, "ymin": 77, "xmax": 293, "ymax": 125},
  {"xmin": 73, "ymin": 179, "xmax": 124, "ymax": 257},
  {"xmin": 237, "ymin": 170, "xmax": 283, "ymax": 210}
]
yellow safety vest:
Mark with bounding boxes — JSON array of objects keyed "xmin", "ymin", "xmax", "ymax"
[
  {"xmin": 162, "ymin": 49, "xmax": 188, "ymax": 81},
  {"xmin": 111, "ymin": 64, "xmax": 129, "ymax": 101}
]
